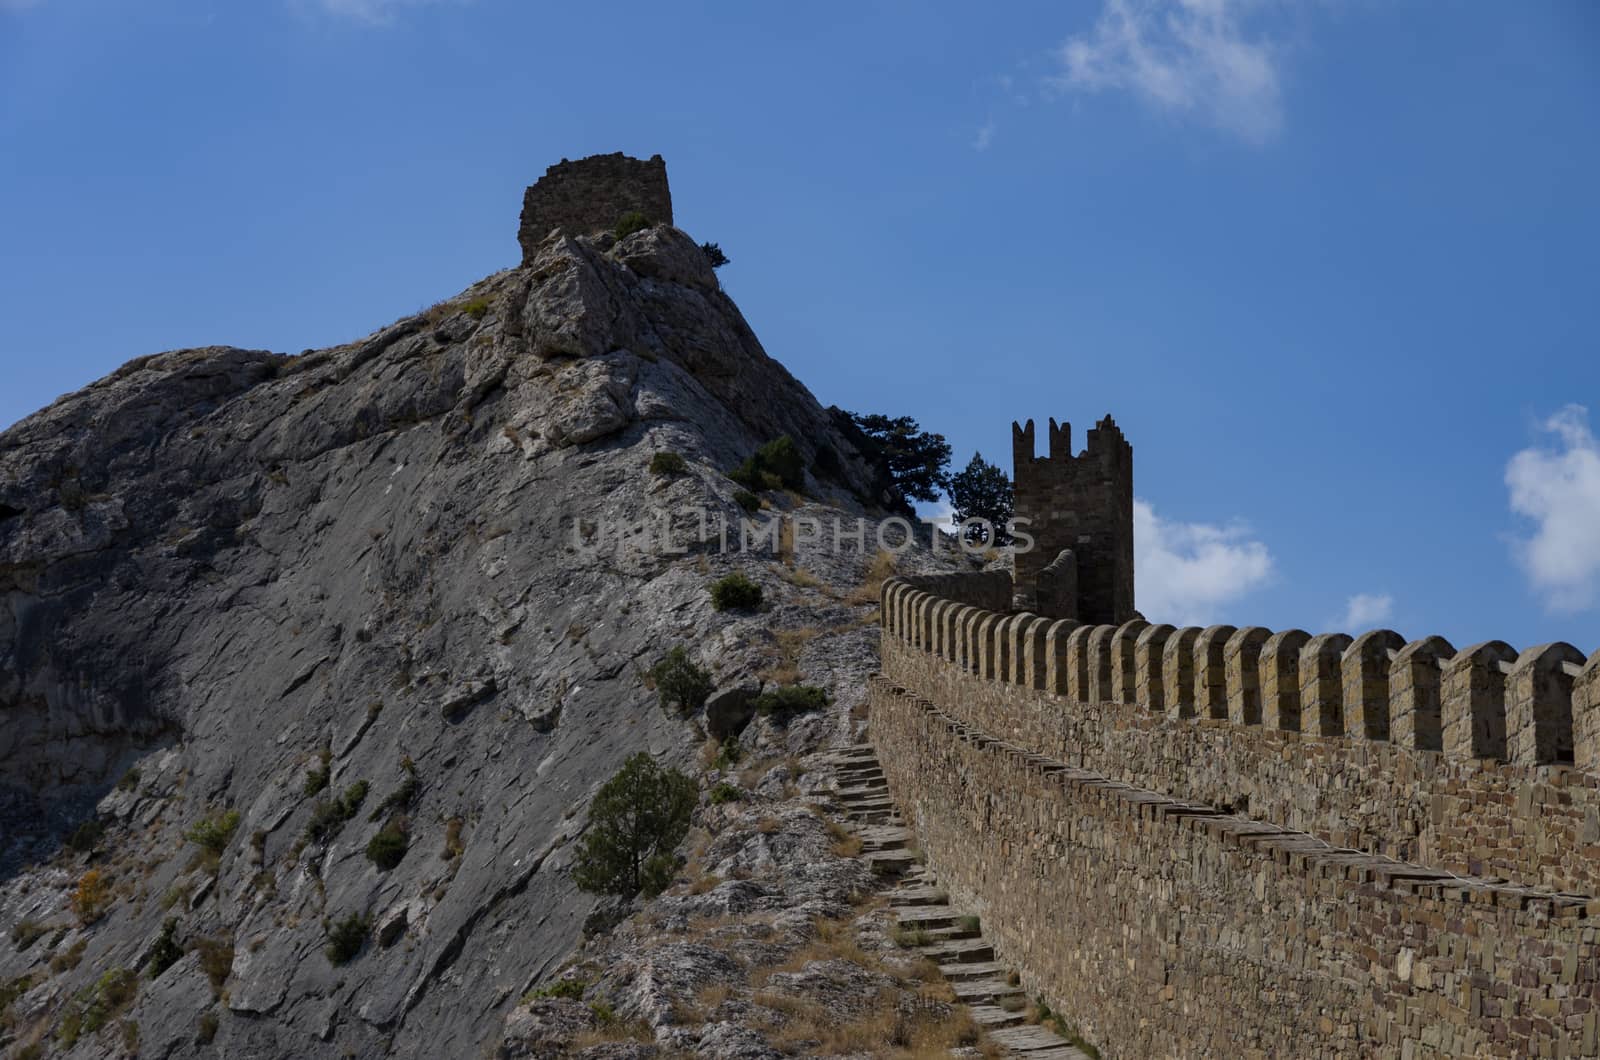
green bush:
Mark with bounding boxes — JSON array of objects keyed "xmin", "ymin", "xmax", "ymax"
[
  {"xmin": 116, "ymin": 768, "xmax": 141, "ymax": 792},
  {"xmin": 460, "ymin": 297, "xmax": 491, "ymax": 319},
  {"xmin": 186, "ymin": 811, "xmax": 241, "ymax": 856},
  {"xmin": 649, "ymin": 451, "xmax": 687, "ymax": 476},
  {"xmin": 10, "ymin": 919, "xmax": 46, "ymax": 952},
  {"xmin": 708, "ymin": 782, "xmax": 742, "ymax": 805},
  {"xmin": 728, "ymin": 462, "xmax": 782, "ymax": 492},
  {"xmin": 728, "ymin": 435, "xmax": 805, "ymax": 493},
  {"xmin": 365, "ymin": 820, "xmax": 409, "ymax": 871},
  {"xmin": 714, "ymin": 737, "xmax": 742, "ymax": 770},
  {"xmin": 67, "ymin": 818, "xmax": 104, "ymax": 853},
  {"xmin": 753, "ymin": 685, "xmax": 830, "ymax": 721},
  {"xmin": 709, "ymin": 572, "xmax": 763, "ymax": 612},
  {"xmin": 572, "ymin": 753, "xmax": 696, "ymax": 899},
  {"xmin": 700, "ymin": 242, "xmax": 729, "ymax": 268},
  {"xmin": 648, "ymin": 646, "xmax": 714, "ymax": 714},
  {"xmin": 325, "ymin": 913, "xmax": 370, "ymax": 966},
  {"xmin": 614, "ymin": 211, "xmax": 652, "ymax": 239},
  {"xmin": 306, "ymin": 782, "xmax": 369, "ymax": 843},
  {"xmin": 528, "ymin": 977, "xmax": 587, "ymax": 1001},
  {"xmin": 304, "ymin": 748, "xmax": 332, "ymax": 797},
  {"xmin": 59, "ymin": 967, "xmax": 137, "ymax": 1046},
  {"xmin": 732, "ymin": 489, "xmax": 761, "ymax": 514},
  {"xmin": 368, "ymin": 772, "xmax": 418, "ymax": 823},
  {"xmin": 146, "ymin": 919, "xmax": 183, "ymax": 979}
]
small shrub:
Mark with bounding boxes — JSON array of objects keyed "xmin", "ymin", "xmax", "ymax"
[
  {"xmin": 72, "ymin": 869, "xmax": 112, "ymax": 925},
  {"xmin": 194, "ymin": 938, "xmax": 233, "ymax": 993},
  {"xmin": 753, "ymin": 685, "xmax": 830, "ymax": 721},
  {"xmin": 365, "ymin": 819, "xmax": 410, "ymax": 871},
  {"xmin": 700, "ymin": 242, "xmax": 729, "ymax": 268},
  {"xmin": 709, "ymin": 572, "xmax": 763, "ymax": 612},
  {"xmin": 304, "ymin": 747, "xmax": 332, "ymax": 796},
  {"xmin": 460, "ymin": 297, "xmax": 491, "ymax": 319},
  {"xmin": 51, "ymin": 939, "xmax": 87, "ymax": 973},
  {"xmin": 305, "ymin": 782, "xmax": 368, "ymax": 843},
  {"xmin": 146, "ymin": 918, "xmax": 182, "ymax": 979},
  {"xmin": 613, "ymin": 211, "xmax": 652, "ymax": 239},
  {"xmin": 325, "ymin": 913, "xmax": 369, "ymax": 965},
  {"xmin": 957, "ymin": 914, "xmax": 981, "ymax": 934},
  {"xmin": 442, "ymin": 817, "xmax": 465, "ymax": 860},
  {"xmin": 10, "ymin": 918, "xmax": 46, "ymax": 952},
  {"xmin": 572, "ymin": 753, "xmax": 696, "ymax": 899},
  {"xmin": 648, "ymin": 646, "xmax": 714, "ymax": 714},
  {"xmin": 589, "ymin": 1000, "xmax": 617, "ymax": 1025},
  {"xmin": 66, "ymin": 818, "xmax": 105, "ymax": 853},
  {"xmin": 528, "ymin": 977, "xmax": 586, "ymax": 1002},
  {"xmin": 59, "ymin": 967, "xmax": 137, "ymax": 1046},
  {"xmin": 728, "ymin": 461, "xmax": 782, "ymax": 492},
  {"xmin": 892, "ymin": 926, "xmax": 931, "ymax": 948},
  {"xmin": 732, "ymin": 489, "xmax": 760, "ymax": 514},
  {"xmin": 369, "ymin": 773, "xmax": 419, "ymax": 822},
  {"xmin": 115, "ymin": 768, "xmax": 140, "ymax": 792},
  {"xmin": 708, "ymin": 782, "xmax": 742, "ymax": 805},
  {"xmin": 186, "ymin": 810, "xmax": 241, "ymax": 856},
  {"xmin": 648, "ymin": 451, "xmax": 687, "ymax": 476},
  {"xmin": 753, "ymin": 436, "xmax": 805, "ymax": 490},
  {"xmin": 714, "ymin": 737, "xmax": 742, "ymax": 770},
  {"xmin": 196, "ymin": 1011, "xmax": 219, "ymax": 1044}
]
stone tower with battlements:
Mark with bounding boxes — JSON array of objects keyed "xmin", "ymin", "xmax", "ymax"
[
  {"xmin": 518, "ymin": 152, "xmax": 673, "ymax": 265},
  {"xmin": 1012, "ymin": 414, "xmax": 1134, "ymax": 625}
]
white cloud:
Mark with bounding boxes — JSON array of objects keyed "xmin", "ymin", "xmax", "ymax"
[
  {"xmin": 1134, "ymin": 498, "xmax": 1272, "ymax": 626},
  {"xmin": 1506, "ymin": 404, "xmax": 1600, "ymax": 613},
  {"xmin": 312, "ymin": 0, "xmax": 465, "ymax": 24},
  {"xmin": 973, "ymin": 118, "xmax": 997, "ymax": 152},
  {"xmin": 1337, "ymin": 592, "xmax": 1394, "ymax": 631},
  {"xmin": 1051, "ymin": 0, "xmax": 1283, "ymax": 143}
]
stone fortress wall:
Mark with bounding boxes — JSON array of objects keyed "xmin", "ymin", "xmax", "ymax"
[
  {"xmin": 518, "ymin": 152, "xmax": 673, "ymax": 266},
  {"xmin": 871, "ymin": 568, "xmax": 1600, "ymax": 1057}
]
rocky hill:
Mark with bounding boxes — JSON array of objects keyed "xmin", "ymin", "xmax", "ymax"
[{"xmin": 0, "ymin": 170, "xmax": 976, "ymax": 1058}]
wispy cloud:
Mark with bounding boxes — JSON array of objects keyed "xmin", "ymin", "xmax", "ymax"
[
  {"xmin": 1050, "ymin": 0, "xmax": 1284, "ymax": 143},
  {"xmin": 972, "ymin": 117, "xmax": 997, "ymax": 152},
  {"xmin": 1507, "ymin": 404, "xmax": 1600, "ymax": 613},
  {"xmin": 1134, "ymin": 499, "xmax": 1272, "ymax": 626},
  {"xmin": 312, "ymin": 0, "xmax": 466, "ymax": 24},
  {"xmin": 1337, "ymin": 592, "xmax": 1394, "ymax": 631}
]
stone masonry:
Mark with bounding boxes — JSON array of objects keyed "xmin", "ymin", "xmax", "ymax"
[
  {"xmin": 873, "ymin": 569, "xmax": 1600, "ymax": 1057},
  {"xmin": 518, "ymin": 152, "xmax": 673, "ymax": 265},
  {"xmin": 1011, "ymin": 415, "xmax": 1134, "ymax": 625}
]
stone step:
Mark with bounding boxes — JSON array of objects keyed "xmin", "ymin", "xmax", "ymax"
[
  {"xmin": 917, "ymin": 937, "xmax": 995, "ymax": 963},
  {"xmin": 840, "ymin": 794, "xmax": 895, "ymax": 810},
  {"xmin": 920, "ymin": 922, "xmax": 981, "ymax": 942},
  {"xmin": 968, "ymin": 1004, "xmax": 1027, "ymax": 1030},
  {"xmin": 865, "ymin": 849, "xmax": 917, "ymax": 874},
  {"xmin": 938, "ymin": 960, "xmax": 1009, "ymax": 982},
  {"xmin": 952, "ymin": 977, "xmax": 1025, "ymax": 1005},
  {"xmin": 837, "ymin": 784, "xmax": 888, "ymax": 800},
  {"xmin": 887, "ymin": 885, "xmax": 947, "ymax": 907},
  {"xmin": 891, "ymin": 904, "xmax": 956, "ymax": 926},
  {"xmin": 988, "ymin": 1025, "xmax": 1090, "ymax": 1056}
]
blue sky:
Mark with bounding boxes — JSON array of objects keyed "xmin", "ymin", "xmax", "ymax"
[{"xmin": 2, "ymin": 0, "xmax": 1597, "ymax": 650}]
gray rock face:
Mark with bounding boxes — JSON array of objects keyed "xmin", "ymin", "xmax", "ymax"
[{"xmin": 0, "ymin": 223, "xmax": 959, "ymax": 1058}]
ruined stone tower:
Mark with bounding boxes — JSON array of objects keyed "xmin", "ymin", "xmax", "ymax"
[
  {"xmin": 1012, "ymin": 415, "xmax": 1134, "ymax": 625},
  {"xmin": 518, "ymin": 152, "xmax": 673, "ymax": 265}
]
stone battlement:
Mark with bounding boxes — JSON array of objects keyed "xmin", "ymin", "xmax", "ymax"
[
  {"xmin": 517, "ymin": 152, "xmax": 673, "ymax": 265},
  {"xmin": 880, "ymin": 571, "xmax": 1600, "ymax": 891}
]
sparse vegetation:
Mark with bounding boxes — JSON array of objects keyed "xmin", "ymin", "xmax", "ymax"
[
  {"xmin": 613, "ymin": 211, "xmax": 652, "ymax": 239},
  {"xmin": 957, "ymin": 914, "xmax": 980, "ymax": 933},
  {"xmin": 116, "ymin": 767, "xmax": 141, "ymax": 792},
  {"xmin": 304, "ymin": 747, "xmax": 332, "ymax": 796},
  {"xmin": 648, "ymin": 646, "xmax": 714, "ymax": 714},
  {"xmin": 442, "ymin": 817, "xmax": 466, "ymax": 860},
  {"xmin": 714, "ymin": 737, "xmax": 742, "ymax": 770},
  {"xmin": 709, "ymin": 571, "xmax": 763, "ymax": 611},
  {"xmin": 708, "ymin": 782, "xmax": 743, "ymax": 805},
  {"xmin": 365, "ymin": 818, "xmax": 410, "ymax": 871},
  {"xmin": 892, "ymin": 925, "xmax": 931, "ymax": 948},
  {"xmin": 325, "ymin": 913, "xmax": 370, "ymax": 965},
  {"xmin": 196, "ymin": 1010, "xmax": 219, "ymax": 1044},
  {"xmin": 71, "ymin": 869, "xmax": 112, "ymax": 925},
  {"xmin": 51, "ymin": 938, "xmax": 87, "ymax": 973},
  {"xmin": 700, "ymin": 242, "xmax": 729, "ymax": 268},
  {"xmin": 573, "ymin": 753, "xmax": 696, "ymax": 899},
  {"xmin": 10, "ymin": 919, "xmax": 46, "ymax": 952},
  {"xmin": 368, "ymin": 769, "xmax": 419, "ymax": 822},
  {"xmin": 753, "ymin": 684, "xmax": 830, "ymax": 721},
  {"xmin": 194, "ymin": 938, "xmax": 233, "ymax": 994},
  {"xmin": 732, "ymin": 489, "xmax": 761, "ymax": 514},
  {"xmin": 306, "ymin": 782, "xmax": 368, "ymax": 843},
  {"xmin": 460, "ymin": 296, "xmax": 491, "ymax": 319},
  {"xmin": 648, "ymin": 450, "xmax": 687, "ymax": 476},
  {"xmin": 729, "ymin": 435, "xmax": 805, "ymax": 493},
  {"xmin": 66, "ymin": 817, "xmax": 105, "ymax": 853},
  {"xmin": 57, "ymin": 967, "xmax": 137, "ymax": 1047},
  {"xmin": 526, "ymin": 977, "xmax": 587, "ymax": 1002},
  {"xmin": 186, "ymin": 810, "xmax": 241, "ymax": 857},
  {"xmin": 146, "ymin": 918, "xmax": 182, "ymax": 979}
]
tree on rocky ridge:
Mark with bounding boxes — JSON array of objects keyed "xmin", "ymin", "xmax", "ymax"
[
  {"xmin": 572, "ymin": 753, "xmax": 697, "ymax": 898},
  {"xmin": 844, "ymin": 412, "xmax": 952, "ymax": 504},
  {"xmin": 947, "ymin": 451, "xmax": 1013, "ymax": 545}
]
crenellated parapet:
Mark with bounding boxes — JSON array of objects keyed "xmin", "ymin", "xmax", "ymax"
[{"xmin": 878, "ymin": 575, "xmax": 1600, "ymax": 892}]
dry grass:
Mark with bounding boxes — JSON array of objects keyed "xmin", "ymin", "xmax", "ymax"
[
  {"xmin": 761, "ymin": 627, "xmax": 820, "ymax": 685},
  {"xmin": 825, "ymin": 820, "xmax": 863, "ymax": 858},
  {"xmin": 846, "ymin": 548, "xmax": 899, "ymax": 605},
  {"xmin": 777, "ymin": 565, "xmax": 821, "ymax": 590},
  {"xmin": 754, "ymin": 986, "xmax": 993, "ymax": 1058}
]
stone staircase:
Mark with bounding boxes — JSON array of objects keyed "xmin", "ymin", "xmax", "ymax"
[{"xmin": 820, "ymin": 744, "xmax": 1097, "ymax": 1060}]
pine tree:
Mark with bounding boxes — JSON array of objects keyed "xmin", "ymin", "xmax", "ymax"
[
  {"xmin": 947, "ymin": 452, "xmax": 1014, "ymax": 545},
  {"xmin": 572, "ymin": 753, "xmax": 697, "ymax": 898}
]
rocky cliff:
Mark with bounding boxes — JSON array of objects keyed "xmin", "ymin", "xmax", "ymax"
[{"xmin": 0, "ymin": 199, "xmax": 968, "ymax": 1058}]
